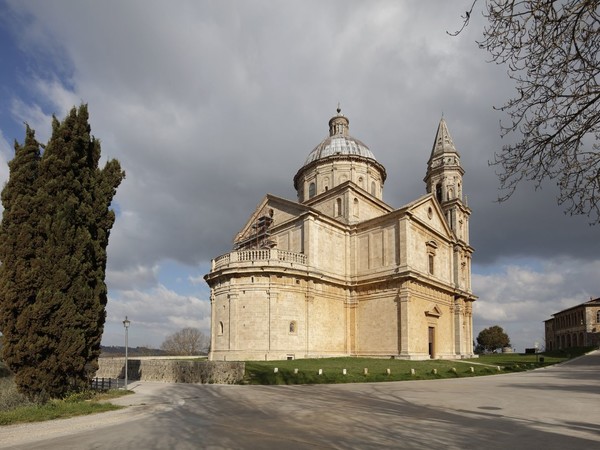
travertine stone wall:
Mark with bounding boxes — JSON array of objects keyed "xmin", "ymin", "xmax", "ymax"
[
  {"xmin": 96, "ymin": 358, "xmax": 244, "ymax": 384},
  {"xmin": 356, "ymin": 290, "xmax": 399, "ymax": 354},
  {"xmin": 211, "ymin": 277, "xmax": 349, "ymax": 361}
]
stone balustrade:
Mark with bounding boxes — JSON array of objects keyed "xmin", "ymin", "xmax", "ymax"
[{"xmin": 212, "ymin": 249, "xmax": 307, "ymax": 271}]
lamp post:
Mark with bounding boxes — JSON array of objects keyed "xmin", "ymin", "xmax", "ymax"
[{"xmin": 123, "ymin": 316, "xmax": 130, "ymax": 389}]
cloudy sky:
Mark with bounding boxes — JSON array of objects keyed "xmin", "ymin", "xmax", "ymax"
[{"xmin": 0, "ymin": 0, "xmax": 597, "ymax": 352}]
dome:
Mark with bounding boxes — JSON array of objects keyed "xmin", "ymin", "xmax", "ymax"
[
  {"xmin": 304, "ymin": 134, "xmax": 375, "ymax": 165},
  {"xmin": 303, "ymin": 108, "xmax": 378, "ymax": 166},
  {"xmin": 293, "ymin": 108, "xmax": 387, "ymax": 200}
]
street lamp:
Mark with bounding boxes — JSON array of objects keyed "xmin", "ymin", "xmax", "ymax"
[{"xmin": 123, "ymin": 316, "xmax": 130, "ymax": 389}]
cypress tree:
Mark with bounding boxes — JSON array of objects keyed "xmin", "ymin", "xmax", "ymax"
[
  {"xmin": 0, "ymin": 126, "xmax": 42, "ymax": 394},
  {"xmin": 0, "ymin": 105, "xmax": 124, "ymax": 399}
]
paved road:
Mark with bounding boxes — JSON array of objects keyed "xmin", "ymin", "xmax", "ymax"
[{"xmin": 2, "ymin": 351, "xmax": 600, "ymax": 449}]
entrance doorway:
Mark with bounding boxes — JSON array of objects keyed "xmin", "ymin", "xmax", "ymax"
[{"xmin": 428, "ymin": 327, "xmax": 435, "ymax": 358}]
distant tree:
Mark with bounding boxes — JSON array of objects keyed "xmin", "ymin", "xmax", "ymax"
[
  {"xmin": 0, "ymin": 106, "xmax": 124, "ymax": 400},
  {"xmin": 161, "ymin": 328, "xmax": 210, "ymax": 356},
  {"xmin": 452, "ymin": 1, "xmax": 600, "ymax": 223},
  {"xmin": 476, "ymin": 325, "xmax": 511, "ymax": 353}
]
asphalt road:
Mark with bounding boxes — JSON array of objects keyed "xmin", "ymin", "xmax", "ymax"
[{"xmin": 2, "ymin": 351, "xmax": 600, "ymax": 449}]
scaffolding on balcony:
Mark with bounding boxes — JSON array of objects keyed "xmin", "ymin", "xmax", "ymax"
[{"xmin": 234, "ymin": 210, "xmax": 276, "ymax": 250}]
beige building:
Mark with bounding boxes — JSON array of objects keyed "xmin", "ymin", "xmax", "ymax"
[
  {"xmin": 204, "ymin": 109, "xmax": 476, "ymax": 361},
  {"xmin": 544, "ymin": 297, "xmax": 600, "ymax": 350}
]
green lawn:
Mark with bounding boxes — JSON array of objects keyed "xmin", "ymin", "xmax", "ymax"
[
  {"xmin": 475, "ymin": 346, "xmax": 592, "ymax": 365},
  {"xmin": 244, "ymin": 347, "xmax": 594, "ymax": 385},
  {"xmin": 0, "ymin": 363, "xmax": 132, "ymax": 426},
  {"xmin": 0, "ymin": 396, "xmax": 123, "ymax": 425}
]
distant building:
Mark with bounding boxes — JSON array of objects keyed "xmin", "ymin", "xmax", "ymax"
[
  {"xmin": 544, "ymin": 298, "xmax": 600, "ymax": 350},
  {"xmin": 204, "ymin": 109, "xmax": 476, "ymax": 361}
]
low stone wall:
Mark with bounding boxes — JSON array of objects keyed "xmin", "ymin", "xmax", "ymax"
[{"xmin": 96, "ymin": 358, "xmax": 245, "ymax": 384}]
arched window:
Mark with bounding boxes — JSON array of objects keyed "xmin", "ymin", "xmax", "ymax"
[
  {"xmin": 353, "ymin": 198, "xmax": 359, "ymax": 217},
  {"xmin": 371, "ymin": 181, "xmax": 376, "ymax": 196},
  {"xmin": 218, "ymin": 321, "xmax": 224, "ymax": 335},
  {"xmin": 435, "ymin": 183, "xmax": 443, "ymax": 203},
  {"xmin": 309, "ymin": 182, "xmax": 316, "ymax": 198},
  {"xmin": 289, "ymin": 321, "xmax": 297, "ymax": 334}
]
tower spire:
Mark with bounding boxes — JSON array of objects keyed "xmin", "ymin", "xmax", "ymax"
[
  {"xmin": 424, "ymin": 117, "xmax": 469, "ymax": 243},
  {"xmin": 430, "ymin": 117, "xmax": 458, "ymax": 159}
]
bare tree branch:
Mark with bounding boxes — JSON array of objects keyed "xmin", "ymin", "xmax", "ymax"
[
  {"xmin": 453, "ymin": 0, "xmax": 600, "ymax": 223},
  {"xmin": 448, "ymin": 0, "xmax": 479, "ymax": 36}
]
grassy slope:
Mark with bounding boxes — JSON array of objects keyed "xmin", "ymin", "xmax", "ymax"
[{"xmin": 244, "ymin": 347, "xmax": 594, "ymax": 385}]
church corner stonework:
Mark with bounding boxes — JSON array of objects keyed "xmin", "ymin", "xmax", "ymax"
[{"xmin": 204, "ymin": 109, "xmax": 476, "ymax": 361}]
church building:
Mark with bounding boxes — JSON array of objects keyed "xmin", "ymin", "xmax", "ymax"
[{"xmin": 204, "ymin": 109, "xmax": 476, "ymax": 361}]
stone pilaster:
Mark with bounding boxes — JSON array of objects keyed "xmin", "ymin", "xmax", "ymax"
[
  {"xmin": 398, "ymin": 285, "xmax": 410, "ymax": 356},
  {"xmin": 454, "ymin": 297, "xmax": 464, "ymax": 355},
  {"xmin": 209, "ymin": 291, "xmax": 215, "ymax": 360},
  {"xmin": 228, "ymin": 293, "xmax": 238, "ymax": 350}
]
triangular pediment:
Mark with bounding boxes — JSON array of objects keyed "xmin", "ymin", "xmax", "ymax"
[
  {"xmin": 403, "ymin": 194, "xmax": 453, "ymax": 239},
  {"xmin": 425, "ymin": 305, "xmax": 443, "ymax": 317},
  {"xmin": 305, "ymin": 180, "xmax": 392, "ymax": 213},
  {"xmin": 233, "ymin": 194, "xmax": 310, "ymax": 249},
  {"xmin": 303, "ymin": 180, "xmax": 393, "ymax": 225}
]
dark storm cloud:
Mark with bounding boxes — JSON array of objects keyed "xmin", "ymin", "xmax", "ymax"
[{"xmin": 1, "ymin": 0, "xmax": 597, "ymax": 348}]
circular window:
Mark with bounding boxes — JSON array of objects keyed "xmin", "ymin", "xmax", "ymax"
[{"xmin": 427, "ymin": 207, "xmax": 433, "ymax": 219}]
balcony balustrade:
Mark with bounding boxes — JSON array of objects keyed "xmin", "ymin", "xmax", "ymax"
[{"xmin": 212, "ymin": 249, "xmax": 307, "ymax": 271}]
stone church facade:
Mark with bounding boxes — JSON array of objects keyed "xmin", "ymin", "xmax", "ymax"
[{"xmin": 204, "ymin": 109, "xmax": 476, "ymax": 361}]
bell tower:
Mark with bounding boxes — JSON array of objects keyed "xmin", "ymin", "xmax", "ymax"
[
  {"xmin": 425, "ymin": 118, "xmax": 474, "ymax": 356},
  {"xmin": 424, "ymin": 117, "xmax": 470, "ymax": 245}
]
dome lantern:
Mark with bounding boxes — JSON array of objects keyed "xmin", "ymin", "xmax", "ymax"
[
  {"xmin": 294, "ymin": 108, "xmax": 387, "ymax": 203},
  {"xmin": 328, "ymin": 106, "xmax": 349, "ymax": 137}
]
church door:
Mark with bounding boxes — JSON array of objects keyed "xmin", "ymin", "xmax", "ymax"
[{"xmin": 428, "ymin": 327, "xmax": 435, "ymax": 358}]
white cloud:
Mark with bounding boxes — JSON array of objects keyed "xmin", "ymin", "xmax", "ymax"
[
  {"xmin": 9, "ymin": 99, "xmax": 53, "ymax": 143},
  {"xmin": 472, "ymin": 258, "xmax": 600, "ymax": 350},
  {"xmin": 104, "ymin": 284, "xmax": 210, "ymax": 348}
]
